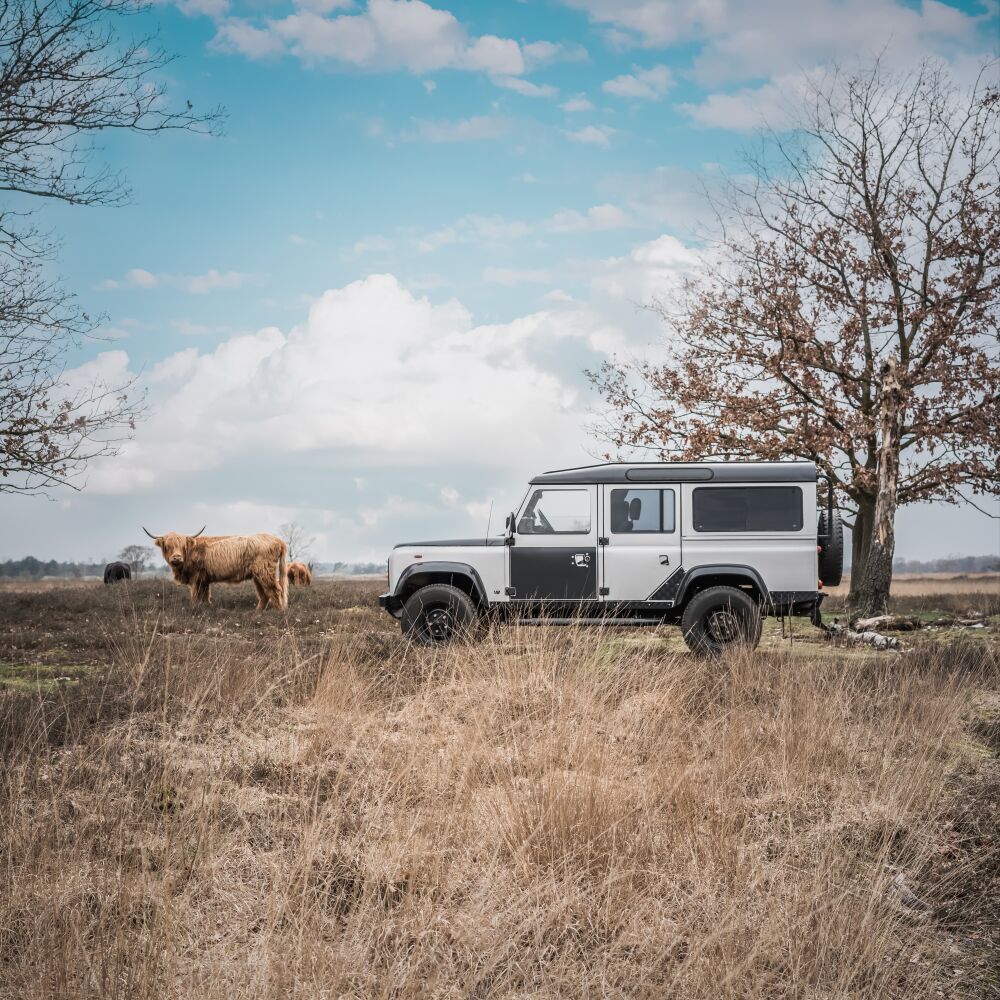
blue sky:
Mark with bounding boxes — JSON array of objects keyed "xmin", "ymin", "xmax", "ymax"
[{"xmin": 5, "ymin": 0, "xmax": 999, "ymax": 563}]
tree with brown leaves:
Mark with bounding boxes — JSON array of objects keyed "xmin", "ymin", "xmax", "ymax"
[
  {"xmin": 0, "ymin": 0, "xmax": 222, "ymax": 495},
  {"xmin": 591, "ymin": 60, "xmax": 1000, "ymax": 616}
]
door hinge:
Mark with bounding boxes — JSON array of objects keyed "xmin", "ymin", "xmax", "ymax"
[
  {"xmin": 505, "ymin": 586, "xmax": 516, "ymax": 597},
  {"xmin": 598, "ymin": 536, "xmax": 609, "ymax": 546},
  {"xmin": 598, "ymin": 586, "xmax": 609, "ymax": 596}
]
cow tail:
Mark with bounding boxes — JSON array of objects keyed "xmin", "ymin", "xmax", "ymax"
[{"xmin": 278, "ymin": 542, "xmax": 288, "ymax": 609}]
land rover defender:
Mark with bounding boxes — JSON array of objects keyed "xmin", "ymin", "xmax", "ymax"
[{"xmin": 379, "ymin": 462, "xmax": 843, "ymax": 654}]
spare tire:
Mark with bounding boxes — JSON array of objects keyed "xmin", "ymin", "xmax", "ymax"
[{"xmin": 817, "ymin": 508, "xmax": 844, "ymax": 587}]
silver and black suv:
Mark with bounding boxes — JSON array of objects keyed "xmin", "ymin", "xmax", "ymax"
[{"xmin": 379, "ymin": 461, "xmax": 843, "ymax": 654}]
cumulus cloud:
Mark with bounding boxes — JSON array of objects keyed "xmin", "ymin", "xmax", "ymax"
[
  {"xmin": 209, "ymin": 0, "xmax": 568, "ymax": 84},
  {"xmin": 564, "ymin": 124, "xmax": 615, "ymax": 146},
  {"xmin": 560, "ymin": 94, "xmax": 594, "ymax": 112},
  {"xmin": 80, "ymin": 274, "xmax": 618, "ymax": 495},
  {"xmin": 547, "ymin": 204, "xmax": 633, "ymax": 232},
  {"xmin": 560, "ymin": 0, "xmax": 989, "ymax": 68},
  {"xmin": 97, "ymin": 268, "xmax": 257, "ymax": 294},
  {"xmin": 602, "ymin": 64, "xmax": 672, "ymax": 99},
  {"xmin": 494, "ymin": 76, "xmax": 558, "ymax": 98}
]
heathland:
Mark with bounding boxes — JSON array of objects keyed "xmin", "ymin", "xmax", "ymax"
[{"xmin": 1, "ymin": 576, "xmax": 997, "ymax": 998}]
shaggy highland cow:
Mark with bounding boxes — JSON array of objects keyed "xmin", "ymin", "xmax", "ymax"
[
  {"xmin": 143, "ymin": 527, "xmax": 288, "ymax": 610},
  {"xmin": 287, "ymin": 561, "xmax": 312, "ymax": 587}
]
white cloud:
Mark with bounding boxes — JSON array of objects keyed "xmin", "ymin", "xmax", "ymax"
[
  {"xmin": 564, "ymin": 124, "xmax": 615, "ymax": 146},
  {"xmin": 80, "ymin": 274, "xmax": 614, "ymax": 494},
  {"xmin": 679, "ymin": 72, "xmax": 812, "ymax": 131},
  {"xmin": 494, "ymin": 76, "xmax": 558, "ymax": 98},
  {"xmin": 560, "ymin": 94, "xmax": 594, "ymax": 112},
  {"xmin": 548, "ymin": 203, "xmax": 633, "ymax": 232},
  {"xmin": 174, "ymin": 0, "xmax": 230, "ymax": 18},
  {"xmin": 423, "ymin": 79, "xmax": 436, "ymax": 93},
  {"xmin": 210, "ymin": 0, "xmax": 571, "ymax": 83},
  {"xmin": 98, "ymin": 268, "xmax": 256, "ymax": 294},
  {"xmin": 211, "ymin": 18, "xmax": 285, "ymax": 58},
  {"xmin": 410, "ymin": 115, "xmax": 511, "ymax": 142},
  {"xmin": 522, "ymin": 40, "xmax": 588, "ymax": 68},
  {"xmin": 482, "ymin": 266, "xmax": 552, "ymax": 285},
  {"xmin": 587, "ymin": 233, "xmax": 700, "ymax": 305},
  {"xmin": 602, "ymin": 64, "xmax": 672, "ymax": 100},
  {"xmin": 560, "ymin": 0, "xmax": 990, "ymax": 69},
  {"xmin": 415, "ymin": 214, "xmax": 531, "ymax": 252}
]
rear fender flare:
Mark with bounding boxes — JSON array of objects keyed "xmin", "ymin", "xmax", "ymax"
[{"xmin": 674, "ymin": 565, "xmax": 770, "ymax": 607}]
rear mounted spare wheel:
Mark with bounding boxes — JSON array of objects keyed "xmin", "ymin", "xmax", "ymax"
[
  {"xmin": 401, "ymin": 583, "xmax": 481, "ymax": 646},
  {"xmin": 817, "ymin": 509, "xmax": 844, "ymax": 587},
  {"xmin": 681, "ymin": 586, "xmax": 762, "ymax": 657}
]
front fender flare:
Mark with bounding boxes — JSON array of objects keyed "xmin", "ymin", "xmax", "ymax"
[{"xmin": 392, "ymin": 561, "xmax": 489, "ymax": 606}]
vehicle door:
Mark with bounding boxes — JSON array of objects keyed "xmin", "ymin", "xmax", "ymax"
[
  {"xmin": 508, "ymin": 486, "xmax": 598, "ymax": 602},
  {"xmin": 600, "ymin": 484, "xmax": 682, "ymax": 602}
]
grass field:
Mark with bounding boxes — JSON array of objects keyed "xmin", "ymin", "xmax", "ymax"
[{"xmin": 1, "ymin": 576, "xmax": 997, "ymax": 998}]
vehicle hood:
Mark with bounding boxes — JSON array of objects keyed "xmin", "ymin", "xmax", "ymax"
[{"xmin": 393, "ymin": 539, "xmax": 505, "ymax": 548}]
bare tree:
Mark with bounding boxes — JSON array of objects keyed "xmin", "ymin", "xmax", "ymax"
[
  {"xmin": 279, "ymin": 521, "xmax": 315, "ymax": 563},
  {"xmin": 118, "ymin": 543, "xmax": 153, "ymax": 577},
  {"xmin": 0, "ymin": 0, "xmax": 223, "ymax": 494},
  {"xmin": 591, "ymin": 60, "xmax": 1000, "ymax": 616}
]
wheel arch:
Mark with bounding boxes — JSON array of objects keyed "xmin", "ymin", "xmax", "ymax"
[
  {"xmin": 394, "ymin": 562, "xmax": 488, "ymax": 608},
  {"xmin": 674, "ymin": 565, "xmax": 769, "ymax": 609}
]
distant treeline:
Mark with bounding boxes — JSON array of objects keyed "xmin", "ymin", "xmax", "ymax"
[
  {"xmin": 893, "ymin": 554, "xmax": 1000, "ymax": 573},
  {"xmin": 315, "ymin": 562, "xmax": 386, "ymax": 576},
  {"xmin": 1, "ymin": 557, "xmax": 106, "ymax": 579},
  {"xmin": 1, "ymin": 557, "xmax": 386, "ymax": 579},
  {"xmin": 0, "ymin": 557, "xmax": 169, "ymax": 579}
]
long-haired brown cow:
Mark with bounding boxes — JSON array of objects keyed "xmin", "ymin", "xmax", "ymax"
[
  {"xmin": 287, "ymin": 561, "xmax": 312, "ymax": 587},
  {"xmin": 143, "ymin": 527, "xmax": 288, "ymax": 610}
]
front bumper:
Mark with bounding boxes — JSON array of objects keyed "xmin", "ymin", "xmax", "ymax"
[{"xmin": 379, "ymin": 592, "xmax": 404, "ymax": 618}]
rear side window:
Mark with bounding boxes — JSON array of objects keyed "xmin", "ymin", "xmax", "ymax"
[
  {"xmin": 693, "ymin": 486, "xmax": 803, "ymax": 532},
  {"xmin": 610, "ymin": 489, "xmax": 676, "ymax": 533}
]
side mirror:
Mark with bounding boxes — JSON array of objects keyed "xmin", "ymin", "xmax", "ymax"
[{"xmin": 505, "ymin": 511, "xmax": 516, "ymax": 545}]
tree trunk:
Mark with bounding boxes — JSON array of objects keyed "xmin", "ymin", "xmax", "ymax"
[
  {"xmin": 853, "ymin": 361, "xmax": 903, "ymax": 617},
  {"xmin": 847, "ymin": 494, "xmax": 876, "ymax": 607}
]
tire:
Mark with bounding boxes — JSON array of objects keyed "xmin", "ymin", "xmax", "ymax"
[
  {"xmin": 681, "ymin": 586, "xmax": 762, "ymax": 656},
  {"xmin": 817, "ymin": 508, "xmax": 844, "ymax": 587},
  {"xmin": 400, "ymin": 584, "xmax": 481, "ymax": 646}
]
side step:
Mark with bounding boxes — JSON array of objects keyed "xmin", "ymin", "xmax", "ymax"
[{"xmin": 514, "ymin": 617, "xmax": 665, "ymax": 627}]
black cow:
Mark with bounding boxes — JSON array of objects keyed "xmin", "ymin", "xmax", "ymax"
[{"xmin": 103, "ymin": 561, "xmax": 132, "ymax": 585}]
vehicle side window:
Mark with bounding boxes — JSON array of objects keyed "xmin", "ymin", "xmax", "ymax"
[
  {"xmin": 610, "ymin": 489, "xmax": 676, "ymax": 533},
  {"xmin": 518, "ymin": 489, "xmax": 591, "ymax": 534},
  {"xmin": 693, "ymin": 486, "xmax": 803, "ymax": 532}
]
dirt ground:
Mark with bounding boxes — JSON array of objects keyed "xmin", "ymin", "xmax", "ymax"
[{"xmin": 0, "ymin": 577, "xmax": 997, "ymax": 998}]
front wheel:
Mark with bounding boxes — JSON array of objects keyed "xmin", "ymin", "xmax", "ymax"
[
  {"xmin": 401, "ymin": 584, "xmax": 481, "ymax": 646},
  {"xmin": 681, "ymin": 586, "xmax": 762, "ymax": 656}
]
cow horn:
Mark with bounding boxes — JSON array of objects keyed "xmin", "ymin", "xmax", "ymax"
[
  {"xmin": 141, "ymin": 526, "xmax": 157, "ymax": 539},
  {"xmin": 191, "ymin": 526, "xmax": 206, "ymax": 538}
]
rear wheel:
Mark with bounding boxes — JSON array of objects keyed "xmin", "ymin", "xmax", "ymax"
[
  {"xmin": 401, "ymin": 584, "xmax": 481, "ymax": 646},
  {"xmin": 681, "ymin": 586, "xmax": 762, "ymax": 656}
]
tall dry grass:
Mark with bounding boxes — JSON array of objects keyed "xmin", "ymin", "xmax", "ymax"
[{"xmin": 1, "ymin": 616, "xmax": 997, "ymax": 998}]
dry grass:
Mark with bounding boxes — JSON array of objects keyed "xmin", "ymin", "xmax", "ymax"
[
  {"xmin": 827, "ymin": 571, "xmax": 1000, "ymax": 600},
  {"xmin": 0, "ymin": 581, "xmax": 998, "ymax": 998}
]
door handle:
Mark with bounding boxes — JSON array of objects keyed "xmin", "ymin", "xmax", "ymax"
[
  {"xmin": 571, "ymin": 553, "xmax": 591, "ymax": 567},
  {"xmin": 659, "ymin": 554, "xmax": 670, "ymax": 565}
]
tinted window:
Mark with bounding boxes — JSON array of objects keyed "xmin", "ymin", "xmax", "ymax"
[
  {"xmin": 518, "ymin": 489, "xmax": 591, "ymax": 534},
  {"xmin": 693, "ymin": 487, "xmax": 802, "ymax": 532},
  {"xmin": 610, "ymin": 489, "xmax": 676, "ymax": 533}
]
